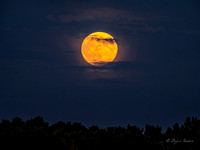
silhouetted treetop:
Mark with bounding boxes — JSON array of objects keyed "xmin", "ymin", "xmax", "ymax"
[{"xmin": 0, "ymin": 116, "xmax": 199, "ymax": 150}]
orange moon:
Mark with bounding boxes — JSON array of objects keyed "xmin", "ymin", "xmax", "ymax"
[{"xmin": 81, "ymin": 32, "xmax": 118, "ymax": 66}]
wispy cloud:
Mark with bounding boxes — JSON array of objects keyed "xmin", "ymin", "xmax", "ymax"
[
  {"xmin": 90, "ymin": 36, "xmax": 116, "ymax": 44},
  {"xmin": 172, "ymin": 29, "xmax": 200, "ymax": 35},
  {"xmin": 65, "ymin": 61, "xmax": 149, "ymax": 72},
  {"xmin": 47, "ymin": 7, "xmax": 167, "ymax": 35},
  {"xmin": 47, "ymin": 7, "xmax": 144, "ymax": 23}
]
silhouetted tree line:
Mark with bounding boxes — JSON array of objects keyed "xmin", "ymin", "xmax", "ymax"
[{"xmin": 0, "ymin": 116, "xmax": 199, "ymax": 150}]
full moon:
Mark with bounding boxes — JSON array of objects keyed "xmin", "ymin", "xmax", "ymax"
[{"xmin": 81, "ymin": 32, "xmax": 118, "ymax": 66}]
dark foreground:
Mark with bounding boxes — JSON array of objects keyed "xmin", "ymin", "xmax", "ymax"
[{"xmin": 0, "ymin": 116, "xmax": 199, "ymax": 150}]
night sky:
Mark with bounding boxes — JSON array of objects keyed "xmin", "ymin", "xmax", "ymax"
[{"xmin": 1, "ymin": 0, "xmax": 200, "ymax": 129}]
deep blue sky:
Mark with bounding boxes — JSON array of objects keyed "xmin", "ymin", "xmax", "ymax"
[{"xmin": 1, "ymin": 0, "xmax": 200, "ymax": 129}]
